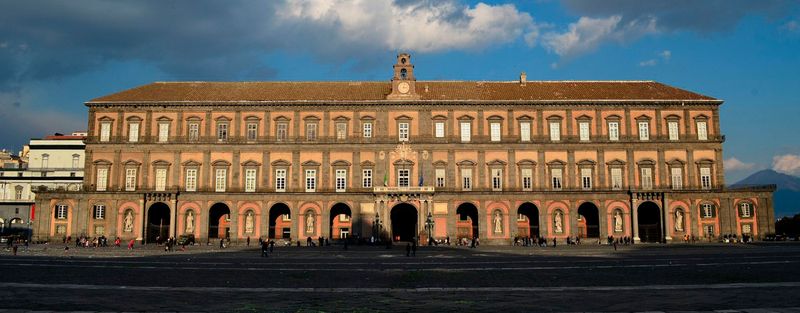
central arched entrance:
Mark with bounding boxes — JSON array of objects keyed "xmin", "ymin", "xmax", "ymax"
[
  {"xmin": 390, "ymin": 203, "xmax": 417, "ymax": 242},
  {"xmin": 330, "ymin": 203, "xmax": 352, "ymax": 240},
  {"xmin": 456, "ymin": 202, "xmax": 479, "ymax": 240},
  {"xmin": 147, "ymin": 202, "xmax": 170, "ymax": 243},
  {"xmin": 208, "ymin": 203, "xmax": 231, "ymax": 239},
  {"xmin": 638, "ymin": 201, "xmax": 662, "ymax": 243},
  {"xmin": 577, "ymin": 202, "xmax": 600, "ymax": 238},
  {"xmin": 268, "ymin": 203, "xmax": 291, "ymax": 239},
  {"xmin": 517, "ymin": 202, "xmax": 540, "ymax": 238}
]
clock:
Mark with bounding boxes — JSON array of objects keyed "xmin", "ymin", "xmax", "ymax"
[{"xmin": 397, "ymin": 82, "xmax": 410, "ymax": 94}]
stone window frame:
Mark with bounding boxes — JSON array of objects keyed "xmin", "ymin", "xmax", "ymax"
[
  {"xmin": 156, "ymin": 116, "xmax": 173, "ymax": 143},
  {"xmin": 635, "ymin": 115, "xmax": 652, "ymax": 141},
  {"xmin": 606, "ymin": 159, "xmax": 626, "ymax": 190},
  {"xmin": 333, "ymin": 116, "xmax": 350, "ymax": 141},
  {"xmin": 123, "ymin": 160, "xmax": 142, "ymax": 192},
  {"xmin": 577, "ymin": 159, "xmax": 596, "ymax": 190},
  {"xmin": 360, "ymin": 116, "xmax": 374, "ymax": 139},
  {"xmin": 694, "ymin": 114, "xmax": 710, "ymax": 141},
  {"xmin": 547, "ymin": 159, "xmax": 566, "ymax": 191},
  {"xmin": 92, "ymin": 202, "xmax": 106, "ymax": 220},
  {"xmin": 72, "ymin": 154, "xmax": 81, "ymax": 169},
  {"xmin": 737, "ymin": 200, "xmax": 755, "ymax": 218},
  {"xmin": 215, "ymin": 116, "xmax": 231, "ymax": 143},
  {"xmin": 242, "ymin": 160, "xmax": 261, "ymax": 193},
  {"xmin": 331, "ymin": 160, "xmax": 351, "ymax": 192},
  {"xmin": 93, "ymin": 159, "xmax": 112, "ymax": 191},
  {"xmin": 244, "ymin": 115, "xmax": 261, "ymax": 142},
  {"xmin": 516, "ymin": 115, "xmax": 534, "ymax": 142},
  {"xmin": 457, "ymin": 159, "xmax": 476, "ymax": 191},
  {"xmin": 546, "ymin": 115, "xmax": 563, "ymax": 142},
  {"xmin": 666, "ymin": 158, "xmax": 686, "ymax": 190},
  {"xmin": 98, "ymin": 116, "xmax": 114, "ymax": 142},
  {"xmin": 395, "ymin": 115, "xmax": 412, "ymax": 142},
  {"xmin": 636, "ymin": 159, "xmax": 656, "ymax": 190},
  {"xmin": 487, "ymin": 115, "xmax": 504, "ymax": 142},
  {"xmin": 273, "ymin": 115, "xmax": 291, "ymax": 142},
  {"xmin": 212, "ymin": 160, "xmax": 231, "ymax": 193},
  {"xmin": 302, "ymin": 160, "xmax": 321, "ymax": 192},
  {"xmin": 487, "ymin": 159, "xmax": 507, "ymax": 191},
  {"xmin": 575, "ymin": 114, "xmax": 592, "ymax": 142},
  {"xmin": 361, "ymin": 160, "xmax": 375, "ymax": 189},
  {"xmin": 14, "ymin": 185, "xmax": 23, "ymax": 200},
  {"xmin": 185, "ymin": 116, "xmax": 202, "ymax": 142},
  {"xmin": 433, "ymin": 160, "xmax": 447, "ymax": 188},
  {"xmin": 696, "ymin": 158, "xmax": 715, "ymax": 190},
  {"xmin": 55, "ymin": 203, "xmax": 69, "ymax": 220},
  {"xmin": 458, "ymin": 115, "xmax": 474, "ymax": 143},
  {"xmin": 517, "ymin": 159, "xmax": 536, "ymax": 191},
  {"xmin": 126, "ymin": 115, "xmax": 143, "ymax": 143},
  {"xmin": 152, "ymin": 160, "xmax": 172, "ymax": 192},
  {"xmin": 699, "ymin": 201, "xmax": 717, "ymax": 219},
  {"xmin": 432, "ymin": 115, "xmax": 448, "ymax": 139},
  {"xmin": 393, "ymin": 158, "xmax": 415, "ymax": 187},
  {"xmin": 665, "ymin": 114, "xmax": 681, "ymax": 141},
  {"xmin": 303, "ymin": 115, "xmax": 320, "ymax": 142},
  {"xmin": 605, "ymin": 114, "xmax": 622, "ymax": 141},
  {"xmin": 271, "ymin": 159, "xmax": 291, "ymax": 192},
  {"xmin": 182, "ymin": 160, "xmax": 201, "ymax": 192}
]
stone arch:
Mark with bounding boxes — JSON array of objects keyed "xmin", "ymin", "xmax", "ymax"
[{"xmin": 637, "ymin": 201, "xmax": 662, "ymax": 243}]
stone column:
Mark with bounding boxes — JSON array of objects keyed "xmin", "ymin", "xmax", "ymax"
[
  {"xmin": 631, "ymin": 196, "xmax": 640, "ymax": 243},
  {"xmin": 598, "ymin": 202, "xmax": 608, "ymax": 239},
  {"xmin": 229, "ymin": 202, "xmax": 238, "ymax": 242},
  {"xmin": 508, "ymin": 150, "xmax": 516, "ymax": 189},
  {"xmin": 567, "ymin": 150, "xmax": 575, "ymax": 189},
  {"xmin": 322, "ymin": 201, "xmax": 331, "ymax": 240},
  {"xmin": 231, "ymin": 150, "xmax": 241, "ymax": 190}
]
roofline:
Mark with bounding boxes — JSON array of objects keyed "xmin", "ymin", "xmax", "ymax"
[
  {"xmin": 86, "ymin": 99, "xmax": 723, "ymax": 106},
  {"xmin": 150, "ymin": 80, "xmax": 661, "ymax": 83}
]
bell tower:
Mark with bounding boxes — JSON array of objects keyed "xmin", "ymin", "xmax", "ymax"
[{"xmin": 387, "ymin": 53, "xmax": 420, "ymax": 100}]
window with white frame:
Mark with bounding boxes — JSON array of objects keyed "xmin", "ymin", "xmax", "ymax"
[
  {"xmin": 72, "ymin": 155, "xmax": 80, "ymax": 169},
  {"xmin": 93, "ymin": 204, "xmax": 105, "ymax": 220},
  {"xmin": 461, "ymin": 168, "xmax": 472, "ymax": 191},
  {"xmin": 185, "ymin": 168, "xmax": 197, "ymax": 192},
  {"xmin": 96, "ymin": 168, "xmax": 108, "ymax": 191},
  {"xmin": 491, "ymin": 168, "xmax": 503, "ymax": 191},
  {"xmin": 125, "ymin": 168, "xmax": 137, "ymax": 191},
  {"xmin": 155, "ymin": 168, "xmax": 167, "ymax": 191},
  {"xmin": 701, "ymin": 203, "xmax": 715, "ymax": 218},
  {"xmin": 247, "ymin": 122, "xmax": 258, "ymax": 141},
  {"xmin": 435, "ymin": 122, "xmax": 445, "ymax": 138},
  {"xmin": 362, "ymin": 169, "xmax": 372, "ymax": 188},
  {"xmin": 742, "ymin": 224, "xmax": 752, "ymax": 234},
  {"xmin": 700, "ymin": 167, "xmax": 712, "ymax": 189},
  {"xmin": 671, "ymin": 167, "xmax": 683, "ymax": 190},
  {"xmin": 56, "ymin": 204, "xmax": 68, "ymax": 219},
  {"xmin": 608, "ymin": 121, "xmax": 619, "ymax": 141},
  {"xmin": 306, "ymin": 123, "xmax": 317, "ymax": 141},
  {"xmin": 128, "ymin": 122, "xmax": 139, "ymax": 142},
  {"xmin": 275, "ymin": 169, "xmax": 286, "ymax": 192},
  {"xmin": 398, "ymin": 122, "xmax": 409, "ymax": 142},
  {"xmin": 521, "ymin": 168, "xmax": 533, "ymax": 191},
  {"xmin": 215, "ymin": 168, "xmax": 227, "ymax": 192},
  {"xmin": 668, "ymin": 121, "xmax": 679, "ymax": 141},
  {"xmin": 188, "ymin": 122, "xmax": 199, "ymax": 142},
  {"xmin": 217, "ymin": 123, "xmax": 228, "ymax": 142},
  {"xmin": 305, "ymin": 169, "xmax": 316, "ymax": 192},
  {"xmin": 704, "ymin": 224, "xmax": 715, "ymax": 237},
  {"xmin": 740, "ymin": 202, "xmax": 752, "ymax": 218},
  {"xmin": 397, "ymin": 169, "xmax": 410, "ymax": 187},
  {"xmin": 460, "ymin": 122, "xmax": 471, "ymax": 142},
  {"xmin": 158, "ymin": 123, "xmax": 169, "ymax": 143},
  {"xmin": 551, "ymin": 168, "xmax": 563, "ymax": 190},
  {"xmin": 490, "ymin": 122, "xmax": 501, "ymax": 142},
  {"xmin": 276, "ymin": 123, "xmax": 288, "ymax": 141},
  {"xmin": 14, "ymin": 186, "xmax": 23, "ymax": 200},
  {"xmin": 581, "ymin": 168, "xmax": 592, "ymax": 190},
  {"xmin": 520, "ymin": 122, "xmax": 531, "ymax": 142},
  {"xmin": 42, "ymin": 154, "xmax": 49, "ymax": 168},
  {"xmin": 549, "ymin": 121, "xmax": 560, "ymax": 141},
  {"xmin": 100, "ymin": 122, "xmax": 111, "ymax": 142},
  {"xmin": 641, "ymin": 167, "xmax": 653, "ymax": 190},
  {"xmin": 579, "ymin": 122, "xmax": 590, "ymax": 141},
  {"xmin": 335, "ymin": 169, "xmax": 347, "ymax": 192},
  {"xmin": 638, "ymin": 121, "xmax": 649, "ymax": 140},
  {"xmin": 435, "ymin": 168, "xmax": 446, "ymax": 188},
  {"xmin": 697, "ymin": 121, "xmax": 708, "ymax": 140},
  {"xmin": 362, "ymin": 122, "xmax": 372, "ymax": 138},
  {"xmin": 245, "ymin": 168, "xmax": 257, "ymax": 192},
  {"xmin": 611, "ymin": 168, "xmax": 623, "ymax": 190},
  {"xmin": 336, "ymin": 122, "xmax": 347, "ymax": 140}
]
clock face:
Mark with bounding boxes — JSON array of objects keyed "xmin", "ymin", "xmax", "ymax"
[{"xmin": 398, "ymin": 82, "xmax": 410, "ymax": 94}]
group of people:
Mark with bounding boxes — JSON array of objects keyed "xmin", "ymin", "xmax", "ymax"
[
  {"xmin": 259, "ymin": 238, "xmax": 276, "ymax": 257},
  {"xmin": 305, "ymin": 236, "xmax": 330, "ymax": 247},
  {"xmin": 66, "ymin": 235, "xmax": 112, "ymax": 248}
]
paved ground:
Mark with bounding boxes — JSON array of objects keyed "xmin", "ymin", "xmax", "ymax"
[{"xmin": 1, "ymin": 242, "xmax": 799, "ymax": 312}]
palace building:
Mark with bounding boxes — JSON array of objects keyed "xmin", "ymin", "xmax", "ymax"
[{"xmin": 33, "ymin": 53, "xmax": 775, "ymax": 244}]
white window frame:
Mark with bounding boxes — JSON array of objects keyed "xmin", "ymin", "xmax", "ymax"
[
  {"xmin": 125, "ymin": 168, "xmax": 137, "ymax": 191},
  {"xmin": 128, "ymin": 122, "xmax": 140, "ymax": 142},
  {"xmin": 549, "ymin": 122, "xmax": 560, "ymax": 141},
  {"xmin": 185, "ymin": 168, "xmax": 197, "ymax": 192},
  {"xmin": 275, "ymin": 169, "xmax": 286, "ymax": 192},
  {"xmin": 579, "ymin": 122, "xmax": 590, "ymax": 141},
  {"xmin": 741, "ymin": 202, "xmax": 752, "ymax": 218},
  {"xmin": 551, "ymin": 168, "xmax": 563, "ymax": 191},
  {"xmin": 435, "ymin": 168, "xmax": 446, "ymax": 188},
  {"xmin": 56, "ymin": 204, "xmax": 68, "ymax": 219},
  {"xmin": 245, "ymin": 168, "xmax": 257, "ymax": 192},
  {"xmin": 460, "ymin": 122, "xmax": 471, "ymax": 142},
  {"xmin": 641, "ymin": 167, "xmax": 653, "ymax": 190},
  {"xmin": 155, "ymin": 168, "xmax": 167, "ymax": 191},
  {"xmin": 491, "ymin": 168, "xmax": 503, "ymax": 191},
  {"xmin": 306, "ymin": 123, "xmax": 317, "ymax": 141},
  {"xmin": 434, "ymin": 122, "xmax": 445, "ymax": 138},
  {"xmin": 15, "ymin": 187, "xmax": 23, "ymax": 200},
  {"xmin": 246, "ymin": 122, "xmax": 258, "ymax": 141},
  {"xmin": 94, "ymin": 204, "xmax": 105, "ymax": 220},
  {"xmin": 521, "ymin": 168, "xmax": 533, "ymax": 191},
  {"xmin": 398, "ymin": 122, "xmax": 409, "ymax": 142},
  {"xmin": 96, "ymin": 168, "xmax": 108, "ymax": 191},
  {"xmin": 215, "ymin": 168, "xmax": 227, "ymax": 192},
  {"xmin": 158, "ymin": 122, "xmax": 169, "ymax": 143},
  {"xmin": 520, "ymin": 122, "xmax": 531, "ymax": 142},
  {"xmin": 217, "ymin": 123, "xmax": 228, "ymax": 142},
  {"xmin": 72, "ymin": 155, "xmax": 80, "ymax": 169},
  {"xmin": 397, "ymin": 169, "xmax": 410, "ymax": 187},
  {"xmin": 668, "ymin": 121, "xmax": 679, "ymax": 141},
  {"xmin": 638, "ymin": 121, "xmax": 650, "ymax": 141},
  {"xmin": 490, "ymin": 122, "xmax": 501, "ymax": 142},
  {"xmin": 461, "ymin": 168, "xmax": 472, "ymax": 191},
  {"xmin": 42, "ymin": 154, "xmax": 49, "ymax": 169},
  {"xmin": 335, "ymin": 169, "xmax": 347, "ymax": 192},
  {"xmin": 611, "ymin": 168, "xmax": 623, "ymax": 190},
  {"xmin": 697, "ymin": 121, "xmax": 708, "ymax": 141},
  {"xmin": 305, "ymin": 169, "xmax": 316, "ymax": 192},
  {"xmin": 700, "ymin": 167, "xmax": 712, "ymax": 189},
  {"xmin": 335, "ymin": 122, "xmax": 347, "ymax": 140},
  {"xmin": 276, "ymin": 123, "xmax": 288, "ymax": 141},
  {"xmin": 608, "ymin": 121, "xmax": 619, "ymax": 141},
  {"xmin": 580, "ymin": 168, "xmax": 592, "ymax": 190},
  {"xmin": 704, "ymin": 224, "xmax": 715, "ymax": 237},
  {"xmin": 671, "ymin": 167, "xmax": 683, "ymax": 190},
  {"xmin": 362, "ymin": 122, "xmax": 372, "ymax": 138},
  {"xmin": 100, "ymin": 122, "xmax": 111, "ymax": 142},
  {"xmin": 362, "ymin": 169, "xmax": 372, "ymax": 188},
  {"xmin": 742, "ymin": 224, "xmax": 752, "ymax": 234},
  {"xmin": 702, "ymin": 203, "xmax": 714, "ymax": 218},
  {"xmin": 188, "ymin": 122, "xmax": 199, "ymax": 142}
]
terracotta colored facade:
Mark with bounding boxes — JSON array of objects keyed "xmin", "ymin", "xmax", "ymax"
[{"xmin": 33, "ymin": 54, "xmax": 775, "ymax": 244}]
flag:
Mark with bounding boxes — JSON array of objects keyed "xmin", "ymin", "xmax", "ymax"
[
  {"xmin": 383, "ymin": 172, "xmax": 388, "ymax": 187},
  {"xmin": 418, "ymin": 173, "xmax": 424, "ymax": 186}
]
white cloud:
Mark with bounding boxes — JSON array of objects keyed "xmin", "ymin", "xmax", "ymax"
[
  {"xmin": 638, "ymin": 59, "xmax": 657, "ymax": 67},
  {"xmin": 541, "ymin": 15, "xmax": 657, "ymax": 61},
  {"xmin": 773, "ymin": 154, "xmax": 800, "ymax": 175},
  {"xmin": 659, "ymin": 50, "xmax": 671, "ymax": 60},
  {"xmin": 724, "ymin": 157, "xmax": 755, "ymax": 171}
]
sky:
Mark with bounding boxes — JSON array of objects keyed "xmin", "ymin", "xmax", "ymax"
[{"xmin": 0, "ymin": 0, "xmax": 798, "ymax": 183}]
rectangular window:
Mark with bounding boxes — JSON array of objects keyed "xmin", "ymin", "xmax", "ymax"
[
  {"xmin": 435, "ymin": 122, "xmax": 445, "ymax": 138},
  {"xmin": 549, "ymin": 122, "xmax": 560, "ymax": 141},
  {"xmin": 579, "ymin": 122, "xmax": 590, "ymax": 141},
  {"xmin": 611, "ymin": 168, "xmax": 623, "ymax": 190},
  {"xmin": 742, "ymin": 224, "xmax": 751, "ymax": 234},
  {"xmin": 306, "ymin": 123, "xmax": 317, "ymax": 141},
  {"xmin": 215, "ymin": 168, "xmax": 226, "ymax": 192},
  {"xmin": 217, "ymin": 123, "xmax": 228, "ymax": 142},
  {"xmin": 247, "ymin": 122, "xmax": 258, "ymax": 141},
  {"xmin": 94, "ymin": 205, "xmax": 105, "ymax": 220},
  {"xmin": 520, "ymin": 122, "xmax": 531, "ymax": 142},
  {"xmin": 638, "ymin": 121, "xmax": 649, "ymax": 141},
  {"xmin": 155, "ymin": 168, "xmax": 167, "ymax": 191},
  {"xmin": 608, "ymin": 122, "xmax": 619, "ymax": 141},
  {"xmin": 700, "ymin": 167, "xmax": 712, "ymax": 189},
  {"xmin": 15, "ymin": 188, "xmax": 23, "ymax": 200},
  {"xmin": 245, "ymin": 168, "xmax": 257, "ymax": 192},
  {"xmin": 275, "ymin": 169, "xmax": 286, "ymax": 192},
  {"xmin": 276, "ymin": 123, "xmax": 288, "ymax": 141},
  {"xmin": 398, "ymin": 122, "xmax": 409, "ymax": 142},
  {"xmin": 741, "ymin": 203, "xmax": 752, "ymax": 218},
  {"xmin": 188, "ymin": 122, "xmax": 199, "ymax": 142},
  {"xmin": 668, "ymin": 121, "xmax": 679, "ymax": 141},
  {"xmin": 460, "ymin": 122, "xmax": 471, "ymax": 142},
  {"xmin": 336, "ymin": 123, "xmax": 347, "ymax": 140},
  {"xmin": 521, "ymin": 168, "xmax": 533, "ymax": 191},
  {"xmin": 335, "ymin": 169, "xmax": 346, "ymax": 192},
  {"xmin": 158, "ymin": 123, "xmax": 169, "ymax": 143},
  {"xmin": 490, "ymin": 122, "xmax": 501, "ymax": 142},
  {"xmin": 641, "ymin": 167, "xmax": 653, "ymax": 190},
  {"xmin": 491, "ymin": 168, "xmax": 502, "ymax": 191},
  {"xmin": 671, "ymin": 167, "xmax": 683, "ymax": 190},
  {"xmin": 100, "ymin": 122, "xmax": 111, "ymax": 142},
  {"xmin": 125, "ymin": 168, "xmax": 137, "ymax": 191},
  {"xmin": 704, "ymin": 225, "xmax": 715, "ymax": 237},
  {"xmin": 96, "ymin": 168, "xmax": 108, "ymax": 191},
  {"xmin": 56, "ymin": 204, "xmax": 68, "ymax": 219},
  {"xmin": 72, "ymin": 155, "xmax": 80, "ymax": 169},
  {"xmin": 305, "ymin": 169, "xmax": 316, "ymax": 192},
  {"xmin": 397, "ymin": 169, "xmax": 410, "ymax": 187},
  {"xmin": 697, "ymin": 121, "xmax": 708, "ymax": 141},
  {"xmin": 363, "ymin": 122, "xmax": 372, "ymax": 138},
  {"xmin": 128, "ymin": 123, "xmax": 139, "ymax": 142},
  {"xmin": 702, "ymin": 204, "xmax": 714, "ymax": 218},
  {"xmin": 461, "ymin": 168, "xmax": 472, "ymax": 191},
  {"xmin": 435, "ymin": 168, "xmax": 446, "ymax": 188},
  {"xmin": 581, "ymin": 168, "xmax": 592, "ymax": 190},
  {"xmin": 362, "ymin": 169, "xmax": 372, "ymax": 188},
  {"xmin": 551, "ymin": 168, "xmax": 562, "ymax": 190},
  {"xmin": 185, "ymin": 168, "xmax": 197, "ymax": 192},
  {"xmin": 42, "ymin": 155, "xmax": 49, "ymax": 169}
]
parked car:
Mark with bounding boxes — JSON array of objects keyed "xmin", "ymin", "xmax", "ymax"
[{"xmin": 177, "ymin": 234, "xmax": 195, "ymax": 246}]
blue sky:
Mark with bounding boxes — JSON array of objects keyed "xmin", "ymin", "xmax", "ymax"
[{"xmin": 0, "ymin": 0, "xmax": 798, "ymax": 182}]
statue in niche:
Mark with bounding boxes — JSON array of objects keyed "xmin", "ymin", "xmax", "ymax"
[
  {"xmin": 245, "ymin": 211, "xmax": 254, "ymax": 234},
  {"xmin": 493, "ymin": 211, "xmax": 502, "ymax": 233},
  {"xmin": 185, "ymin": 211, "xmax": 194, "ymax": 233},
  {"xmin": 554, "ymin": 211, "xmax": 563, "ymax": 233},
  {"xmin": 614, "ymin": 211, "xmax": 623, "ymax": 232},
  {"xmin": 675, "ymin": 210, "xmax": 684, "ymax": 231},
  {"xmin": 306, "ymin": 212, "xmax": 315, "ymax": 234},
  {"xmin": 124, "ymin": 211, "xmax": 134, "ymax": 232}
]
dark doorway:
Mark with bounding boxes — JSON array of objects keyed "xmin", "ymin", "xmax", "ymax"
[
  {"xmin": 638, "ymin": 201, "xmax": 662, "ymax": 243},
  {"xmin": 208, "ymin": 203, "xmax": 231, "ymax": 239},
  {"xmin": 147, "ymin": 202, "xmax": 170, "ymax": 243},
  {"xmin": 329, "ymin": 203, "xmax": 352, "ymax": 240},
  {"xmin": 456, "ymin": 203, "xmax": 479, "ymax": 240},
  {"xmin": 577, "ymin": 202, "xmax": 600, "ymax": 238},
  {"xmin": 390, "ymin": 203, "xmax": 417, "ymax": 242},
  {"xmin": 268, "ymin": 203, "xmax": 291, "ymax": 239},
  {"xmin": 517, "ymin": 202, "xmax": 540, "ymax": 238}
]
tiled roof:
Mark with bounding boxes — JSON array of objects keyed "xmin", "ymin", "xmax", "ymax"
[{"xmin": 89, "ymin": 81, "xmax": 717, "ymax": 103}]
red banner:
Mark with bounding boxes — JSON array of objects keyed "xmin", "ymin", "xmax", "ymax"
[{"xmin": 30, "ymin": 203, "xmax": 35, "ymax": 221}]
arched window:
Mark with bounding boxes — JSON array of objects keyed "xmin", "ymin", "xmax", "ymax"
[{"xmin": 400, "ymin": 68, "xmax": 407, "ymax": 79}]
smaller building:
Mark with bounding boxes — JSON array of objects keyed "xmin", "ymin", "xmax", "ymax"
[{"xmin": 0, "ymin": 133, "xmax": 85, "ymax": 236}]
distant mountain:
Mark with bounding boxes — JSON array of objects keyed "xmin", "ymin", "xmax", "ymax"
[{"xmin": 733, "ymin": 169, "xmax": 800, "ymax": 218}]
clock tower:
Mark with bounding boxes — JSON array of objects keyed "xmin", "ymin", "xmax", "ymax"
[{"xmin": 387, "ymin": 53, "xmax": 420, "ymax": 100}]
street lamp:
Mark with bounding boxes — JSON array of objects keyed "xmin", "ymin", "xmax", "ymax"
[{"xmin": 425, "ymin": 211, "xmax": 434, "ymax": 246}]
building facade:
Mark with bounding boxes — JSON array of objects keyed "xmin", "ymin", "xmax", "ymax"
[{"xmin": 34, "ymin": 54, "xmax": 775, "ymax": 244}]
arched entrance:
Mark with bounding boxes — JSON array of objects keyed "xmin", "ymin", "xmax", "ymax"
[
  {"xmin": 390, "ymin": 203, "xmax": 417, "ymax": 242},
  {"xmin": 208, "ymin": 203, "xmax": 231, "ymax": 239},
  {"xmin": 577, "ymin": 202, "xmax": 600, "ymax": 238},
  {"xmin": 638, "ymin": 201, "xmax": 662, "ymax": 243},
  {"xmin": 456, "ymin": 202, "xmax": 479, "ymax": 240},
  {"xmin": 147, "ymin": 202, "xmax": 170, "ymax": 243},
  {"xmin": 330, "ymin": 203, "xmax": 352, "ymax": 240},
  {"xmin": 268, "ymin": 203, "xmax": 291, "ymax": 239},
  {"xmin": 517, "ymin": 202, "xmax": 540, "ymax": 238}
]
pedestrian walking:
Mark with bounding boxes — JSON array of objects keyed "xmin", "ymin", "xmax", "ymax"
[
  {"xmin": 261, "ymin": 240, "xmax": 269, "ymax": 257},
  {"xmin": 219, "ymin": 238, "xmax": 225, "ymax": 249},
  {"xmin": 246, "ymin": 236, "xmax": 250, "ymax": 246},
  {"xmin": 128, "ymin": 239, "xmax": 135, "ymax": 249},
  {"xmin": 269, "ymin": 240, "xmax": 275, "ymax": 253}
]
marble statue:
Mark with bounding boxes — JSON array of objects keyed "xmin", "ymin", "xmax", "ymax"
[
  {"xmin": 675, "ymin": 210, "xmax": 684, "ymax": 231},
  {"xmin": 554, "ymin": 211, "xmax": 563, "ymax": 233},
  {"xmin": 306, "ymin": 212, "xmax": 315, "ymax": 234},
  {"xmin": 123, "ymin": 211, "xmax": 134, "ymax": 232},
  {"xmin": 614, "ymin": 211, "xmax": 623, "ymax": 232},
  {"xmin": 493, "ymin": 211, "xmax": 502, "ymax": 233},
  {"xmin": 245, "ymin": 211, "xmax": 254, "ymax": 234},
  {"xmin": 185, "ymin": 211, "xmax": 194, "ymax": 233}
]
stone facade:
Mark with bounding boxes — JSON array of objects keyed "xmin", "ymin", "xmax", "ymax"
[{"xmin": 33, "ymin": 54, "xmax": 775, "ymax": 244}]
